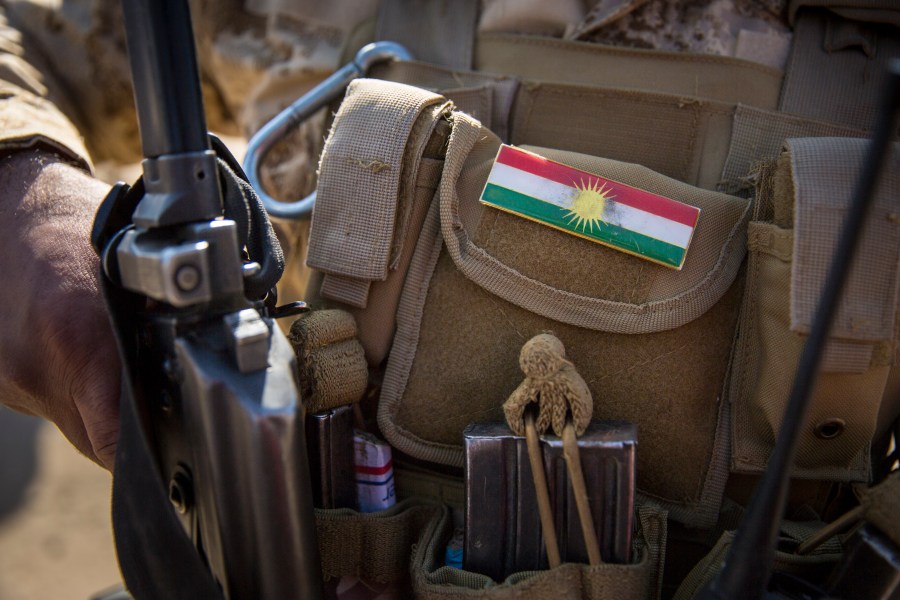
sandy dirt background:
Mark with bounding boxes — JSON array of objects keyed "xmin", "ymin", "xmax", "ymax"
[{"xmin": 0, "ymin": 409, "xmax": 121, "ymax": 600}]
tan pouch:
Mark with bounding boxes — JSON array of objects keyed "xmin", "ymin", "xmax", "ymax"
[
  {"xmin": 672, "ymin": 518, "xmax": 842, "ymax": 600},
  {"xmin": 411, "ymin": 503, "xmax": 668, "ymax": 600},
  {"xmin": 731, "ymin": 138, "xmax": 900, "ymax": 482},
  {"xmin": 314, "ymin": 497, "xmax": 667, "ymax": 600},
  {"xmin": 340, "ymin": 91, "xmax": 752, "ymax": 527},
  {"xmin": 314, "ymin": 498, "xmax": 441, "ymax": 597},
  {"xmin": 306, "ymin": 79, "xmax": 454, "ymax": 366}
]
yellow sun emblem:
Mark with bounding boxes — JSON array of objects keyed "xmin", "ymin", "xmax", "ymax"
[{"xmin": 563, "ymin": 178, "xmax": 615, "ymax": 233}]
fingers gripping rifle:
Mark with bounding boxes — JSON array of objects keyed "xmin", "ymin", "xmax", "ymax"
[{"xmin": 91, "ymin": 1, "xmax": 322, "ymax": 597}]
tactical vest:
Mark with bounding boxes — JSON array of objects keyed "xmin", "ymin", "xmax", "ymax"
[{"xmin": 267, "ymin": 2, "xmax": 900, "ymax": 597}]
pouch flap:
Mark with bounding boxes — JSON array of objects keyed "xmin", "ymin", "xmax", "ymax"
[
  {"xmin": 788, "ymin": 137, "xmax": 900, "ymax": 343},
  {"xmin": 439, "ymin": 114, "xmax": 752, "ymax": 334},
  {"xmin": 307, "ymin": 79, "xmax": 447, "ymax": 303}
]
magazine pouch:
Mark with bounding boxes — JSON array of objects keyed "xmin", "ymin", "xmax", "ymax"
[{"xmin": 731, "ymin": 138, "xmax": 900, "ymax": 482}]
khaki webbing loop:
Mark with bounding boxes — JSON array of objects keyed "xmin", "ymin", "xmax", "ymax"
[
  {"xmin": 788, "ymin": 137, "xmax": 900, "ymax": 344},
  {"xmin": 719, "ymin": 105, "xmax": 865, "ymax": 197},
  {"xmin": 288, "ymin": 309, "xmax": 368, "ymax": 413}
]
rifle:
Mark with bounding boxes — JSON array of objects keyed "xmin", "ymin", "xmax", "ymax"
[{"xmin": 91, "ymin": 0, "xmax": 322, "ymax": 597}]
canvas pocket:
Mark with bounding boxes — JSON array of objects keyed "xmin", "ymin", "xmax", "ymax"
[
  {"xmin": 410, "ymin": 502, "xmax": 668, "ymax": 600},
  {"xmin": 730, "ymin": 140, "xmax": 900, "ymax": 482},
  {"xmin": 315, "ymin": 499, "xmax": 441, "ymax": 587},
  {"xmin": 374, "ymin": 108, "xmax": 751, "ymax": 527}
]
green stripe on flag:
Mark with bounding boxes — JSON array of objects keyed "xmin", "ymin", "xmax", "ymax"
[{"xmin": 482, "ymin": 184, "xmax": 685, "ymax": 268}]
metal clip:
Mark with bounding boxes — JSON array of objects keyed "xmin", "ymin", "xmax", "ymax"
[{"xmin": 243, "ymin": 41, "xmax": 413, "ymax": 220}]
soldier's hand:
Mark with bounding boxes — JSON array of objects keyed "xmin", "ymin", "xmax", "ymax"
[{"xmin": 0, "ymin": 148, "xmax": 120, "ymax": 470}]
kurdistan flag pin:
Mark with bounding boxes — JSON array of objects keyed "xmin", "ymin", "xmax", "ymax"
[{"xmin": 479, "ymin": 145, "xmax": 701, "ymax": 270}]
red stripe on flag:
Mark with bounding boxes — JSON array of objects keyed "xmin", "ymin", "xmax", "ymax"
[
  {"xmin": 496, "ymin": 146, "xmax": 699, "ymax": 228},
  {"xmin": 354, "ymin": 460, "xmax": 393, "ymax": 476}
]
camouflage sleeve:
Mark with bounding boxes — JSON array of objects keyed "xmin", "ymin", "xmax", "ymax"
[
  {"xmin": 0, "ymin": 0, "xmax": 374, "ymax": 175},
  {"xmin": 0, "ymin": 0, "xmax": 252, "ymax": 168},
  {"xmin": 0, "ymin": 3, "xmax": 94, "ymax": 168}
]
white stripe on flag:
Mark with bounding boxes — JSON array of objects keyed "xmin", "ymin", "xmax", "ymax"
[
  {"xmin": 490, "ymin": 162, "xmax": 577, "ymax": 207},
  {"xmin": 488, "ymin": 162, "xmax": 694, "ymax": 249}
]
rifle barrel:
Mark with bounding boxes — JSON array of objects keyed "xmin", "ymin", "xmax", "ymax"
[{"xmin": 121, "ymin": 0, "xmax": 209, "ymax": 158}]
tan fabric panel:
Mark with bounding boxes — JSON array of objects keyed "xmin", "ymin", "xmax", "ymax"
[
  {"xmin": 441, "ymin": 85, "xmax": 495, "ymax": 131},
  {"xmin": 511, "ymin": 82, "xmax": 736, "ymax": 190},
  {"xmin": 385, "ymin": 249, "xmax": 741, "ymax": 525},
  {"xmin": 370, "ymin": 60, "xmax": 518, "ymax": 95},
  {"xmin": 315, "ymin": 499, "xmax": 440, "ymax": 583},
  {"xmin": 412, "ymin": 503, "xmax": 668, "ymax": 599},
  {"xmin": 370, "ymin": 60, "xmax": 520, "ymax": 142},
  {"xmin": 780, "ymin": 10, "xmax": 900, "ymax": 131},
  {"xmin": 719, "ymin": 105, "xmax": 865, "ymax": 197},
  {"xmin": 731, "ymin": 221, "xmax": 890, "ymax": 481},
  {"xmin": 819, "ymin": 340, "xmax": 875, "ymax": 374},
  {"xmin": 320, "ymin": 274, "xmax": 370, "ymax": 309},
  {"xmin": 307, "ymin": 79, "xmax": 446, "ymax": 285},
  {"xmin": 517, "ymin": 145, "xmax": 750, "ymax": 308},
  {"xmin": 788, "ymin": 138, "xmax": 900, "ymax": 343},
  {"xmin": 376, "ymin": 0, "xmax": 479, "ymax": 69},
  {"xmin": 332, "ymin": 158, "xmax": 443, "ymax": 366},
  {"xmin": 474, "ymin": 33, "xmax": 783, "ymax": 109},
  {"xmin": 394, "ymin": 463, "xmax": 466, "ymax": 509}
]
